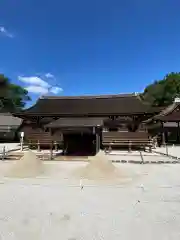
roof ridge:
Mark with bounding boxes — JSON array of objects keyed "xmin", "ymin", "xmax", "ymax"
[
  {"xmin": 15, "ymin": 92, "xmax": 152, "ymax": 116},
  {"xmin": 40, "ymin": 93, "xmax": 137, "ymax": 100}
]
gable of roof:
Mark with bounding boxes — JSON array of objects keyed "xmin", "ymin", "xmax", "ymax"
[
  {"xmin": 0, "ymin": 112, "xmax": 22, "ymax": 129},
  {"xmin": 14, "ymin": 93, "xmax": 154, "ymax": 116}
]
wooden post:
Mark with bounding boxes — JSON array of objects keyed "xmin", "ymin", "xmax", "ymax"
[
  {"xmin": 62, "ymin": 136, "xmax": 64, "ymax": 155},
  {"xmin": 108, "ymin": 144, "xmax": 112, "ymax": 153},
  {"xmin": 96, "ymin": 131, "xmax": 99, "ymax": 154},
  {"xmin": 177, "ymin": 122, "xmax": 180, "ymax": 144},
  {"xmin": 37, "ymin": 140, "xmax": 40, "ymax": 152},
  {"xmin": 162, "ymin": 132, "xmax": 166, "ymax": 146},
  {"xmin": 65, "ymin": 143, "xmax": 68, "ymax": 155},
  {"xmin": 49, "ymin": 144, "xmax": 53, "ymax": 160},
  {"xmin": 139, "ymin": 151, "xmax": 144, "ymax": 164},
  {"xmin": 62, "ymin": 134, "xmax": 66, "ymax": 155},
  {"xmin": 98, "ymin": 133, "xmax": 100, "ymax": 151},
  {"xmin": 149, "ymin": 138, "xmax": 152, "ymax": 152},
  {"xmin": 20, "ymin": 139, "xmax": 23, "ymax": 152},
  {"xmin": 165, "ymin": 143, "xmax": 168, "ymax": 156},
  {"xmin": 128, "ymin": 140, "xmax": 132, "ymax": 152},
  {"xmin": 2, "ymin": 146, "xmax": 5, "ymax": 160},
  {"xmin": 28, "ymin": 140, "xmax": 31, "ymax": 150},
  {"xmin": 161, "ymin": 121, "xmax": 166, "ymax": 146},
  {"xmin": 154, "ymin": 136, "xmax": 158, "ymax": 148},
  {"xmin": 54, "ymin": 141, "xmax": 58, "ymax": 152}
]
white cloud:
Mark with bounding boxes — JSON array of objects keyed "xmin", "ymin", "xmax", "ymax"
[
  {"xmin": 45, "ymin": 73, "xmax": 54, "ymax": 78},
  {"xmin": 50, "ymin": 86, "xmax": 63, "ymax": 94},
  {"xmin": 18, "ymin": 74, "xmax": 63, "ymax": 95},
  {"xmin": 0, "ymin": 26, "xmax": 6, "ymax": 33},
  {"xmin": 0, "ymin": 26, "xmax": 13, "ymax": 38},
  {"xmin": 25, "ymin": 86, "xmax": 49, "ymax": 95},
  {"xmin": 18, "ymin": 76, "xmax": 50, "ymax": 88}
]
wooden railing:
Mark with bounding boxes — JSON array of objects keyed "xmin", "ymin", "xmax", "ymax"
[
  {"xmin": 26, "ymin": 132, "xmax": 63, "ymax": 150},
  {"xmin": 102, "ymin": 131, "xmax": 152, "ymax": 151}
]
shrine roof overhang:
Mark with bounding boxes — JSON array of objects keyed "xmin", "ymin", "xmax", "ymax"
[
  {"xmin": 13, "ymin": 93, "xmax": 158, "ymax": 117},
  {"xmin": 45, "ymin": 117, "xmax": 104, "ymax": 128},
  {"xmin": 0, "ymin": 112, "xmax": 22, "ymax": 130}
]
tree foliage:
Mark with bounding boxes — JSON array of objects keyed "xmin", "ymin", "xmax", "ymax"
[
  {"xmin": 0, "ymin": 74, "xmax": 31, "ymax": 112},
  {"xmin": 141, "ymin": 72, "xmax": 180, "ymax": 107}
]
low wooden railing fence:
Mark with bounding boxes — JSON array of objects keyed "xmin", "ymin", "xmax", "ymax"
[
  {"xmin": 26, "ymin": 132, "xmax": 63, "ymax": 151},
  {"xmin": 102, "ymin": 131, "xmax": 153, "ymax": 152}
]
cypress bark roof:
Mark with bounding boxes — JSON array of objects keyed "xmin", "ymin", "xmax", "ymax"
[
  {"xmin": 14, "ymin": 93, "xmax": 155, "ymax": 117},
  {"xmin": 0, "ymin": 112, "xmax": 22, "ymax": 131}
]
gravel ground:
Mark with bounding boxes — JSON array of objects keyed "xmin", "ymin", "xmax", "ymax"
[
  {"xmin": 156, "ymin": 146, "xmax": 180, "ymax": 158},
  {"xmin": 0, "ymin": 161, "xmax": 179, "ymax": 239},
  {"xmin": 0, "ymin": 143, "xmax": 20, "ymax": 153},
  {"xmin": 107, "ymin": 150, "xmax": 172, "ymax": 162}
]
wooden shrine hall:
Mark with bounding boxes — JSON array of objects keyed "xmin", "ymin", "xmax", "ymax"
[{"xmin": 14, "ymin": 93, "xmax": 161, "ymax": 155}]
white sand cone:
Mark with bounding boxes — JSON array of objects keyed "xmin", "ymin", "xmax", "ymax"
[
  {"xmin": 6, "ymin": 150, "xmax": 44, "ymax": 178},
  {"xmin": 77, "ymin": 150, "xmax": 120, "ymax": 180}
]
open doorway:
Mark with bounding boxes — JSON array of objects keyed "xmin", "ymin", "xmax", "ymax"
[{"xmin": 63, "ymin": 133, "xmax": 96, "ymax": 156}]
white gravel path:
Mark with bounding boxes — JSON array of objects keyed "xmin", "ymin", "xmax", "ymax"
[
  {"xmin": 0, "ymin": 161, "xmax": 179, "ymax": 239},
  {"xmin": 0, "ymin": 143, "xmax": 20, "ymax": 154},
  {"xmin": 156, "ymin": 145, "xmax": 180, "ymax": 158}
]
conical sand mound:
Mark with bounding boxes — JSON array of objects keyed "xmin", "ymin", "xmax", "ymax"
[
  {"xmin": 6, "ymin": 150, "xmax": 44, "ymax": 178},
  {"xmin": 76, "ymin": 150, "xmax": 120, "ymax": 180}
]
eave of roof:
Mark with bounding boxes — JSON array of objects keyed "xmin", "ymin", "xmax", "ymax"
[
  {"xmin": 0, "ymin": 112, "xmax": 22, "ymax": 126},
  {"xmin": 14, "ymin": 93, "xmax": 155, "ymax": 117},
  {"xmin": 45, "ymin": 117, "xmax": 104, "ymax": 128}
]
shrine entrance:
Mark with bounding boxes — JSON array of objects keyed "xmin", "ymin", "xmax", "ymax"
[
  {"xmin": 63, "ymin": 132, "xmax": 96, "ymax": 156},
  {"xmin": 45, "ymin": 117, "xmax": 103, "ymax": 156}
]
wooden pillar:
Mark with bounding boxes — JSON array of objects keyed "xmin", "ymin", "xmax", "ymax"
[
  {"xmin": 49, "ymin": 143, "xmax": 53, "ymax": 160},
  {"xmin": 161, "ymin": 121, "xmax": 166, "ymax": 146},
  {"xmin": 96, "ymin": 133, "xmax": 98, "ymax": 153},
  {"xmin": 128, "ymin": 140, "xmax": 132, "ymax": 152},
  {"xmin": 96, "ymin": 134, "xmax": 99, "ymax": 154},
  {"xmin": 62, "ymin": 134, "xmax": 65, "ymax": 155},
  {"xmin": 55, "ymin": 141, "xmax": 58, "ymax": 152},
  {"xmin": 37, "ymin": 140, "xmax": 41, "ymax": 152},
  {"xmin": 95, "ymin": 127, "xmax": 100, "ymax": 154},
  {"xmin": 148, "ymin": 138, "xmax": 152, "ymax": 152},
  {"xmin": 2, "ymin": 146, "xmax": 5, "ymax": 160},
  {"xmin": 177, "ymin": 122, "xmax": 180, "ymax": 144}
]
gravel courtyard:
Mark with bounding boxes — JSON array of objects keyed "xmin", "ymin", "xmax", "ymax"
[{"xmin": 0, "ymin": 160, "xmax": 179, "ymax": 240}]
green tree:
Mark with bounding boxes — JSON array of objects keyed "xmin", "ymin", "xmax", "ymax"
[
  {"xmin": 141, "ymin": 72, "xmax": 180, "ymax": 107},
  {"xmin": 0, "ymin": 74, "xmax": 31, "ymax": 112}
]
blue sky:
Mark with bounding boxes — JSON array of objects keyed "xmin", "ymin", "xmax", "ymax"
[{"xmin": 1, "ymin": 0, "xmax": 180, "ymax": 106}]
